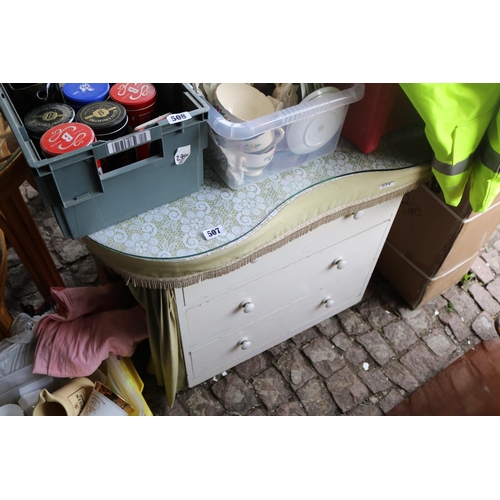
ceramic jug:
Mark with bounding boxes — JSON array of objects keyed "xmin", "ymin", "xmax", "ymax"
[{"xmin": 33, "ymin": 377, "xmax": 95, "ymax": 416}]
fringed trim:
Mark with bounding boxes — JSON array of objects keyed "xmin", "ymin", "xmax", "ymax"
[{"xmin": 92, "ymin": 181, "xmax": 424, "ymax": 290}]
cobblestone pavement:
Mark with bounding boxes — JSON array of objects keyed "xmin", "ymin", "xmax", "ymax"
[{"xmin": 5, "ymin": 181, "xmax": 500, "ymax": 416}]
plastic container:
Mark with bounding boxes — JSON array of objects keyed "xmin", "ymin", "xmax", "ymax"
[
  {"xmin": 339, "ymin": 83, "xmax": 423, "ymax": 154},
  {"xmin": 62, "ymin": 83, "xmax": 110, "ymax": 111},
  {"xmin": 76, "ymin": 101, "xmax": 132, "ymax": 172},
  {"xmin": 199, "ymin": 83, "xmax": 364, "ymax": 189},
  {"xmin": 101, "ymin": 354, "xmax": 153, "ymax": 416},
  {"xmin": 0, "ymin": 83, "xmax": 209, "ymax": 239},
  {"xmin": 0, "ymin": 364, "xmax": 63, "ymax": 407}
]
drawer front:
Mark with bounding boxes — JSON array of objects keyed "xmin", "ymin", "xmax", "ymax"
[
  {"xmin": 182, "ymin": 196, "xmax": 401, "ymax": 307},
  {"xmin": 187, "ymin": 265, "xmax": 371, "ymax": 384},
  {"xmin": 184, "ymin": 221, "xmax": 389, "ymax": 347}
]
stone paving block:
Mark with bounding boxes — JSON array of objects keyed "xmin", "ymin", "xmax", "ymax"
[
  {"xmin": 442, "ymin": 346, "xmax": 466, "ymax": 370},
  {"xmin": 348, "ymin": 404, "xmax": 384, "ymax": 416},
  {"xmin": 315, "ymin": 316, "xmax": 343, "ymax": 337},
  {"xmin": 356, "ymin": 331, "xmax": 395, "ymax": 366},
  {"xmin": 143, "ymin": 383, "xmax": 187, "ymax": 416},
  {"xmin": 422, "ymin": 295, "xmax": 449, "ymax": 319},
  {"xmin": 55, "ymin": 239, "xmax": 90, "ymax": 264},
  {"xmin": 332, "ymin": 332, "xmax": 353, "ymax": 351},
  {"xmin": 358, "ymin": 366, "xmax": 393, "ymax": 393},
  {"xmin": 268, "ymin": 339, "xmax": 294, "ymax": 357},
  {"xmin": 400, "ymin": 343, "xmax": 440, "ymax": 383},
  {"xmin": 233, "ymin": 353, "xmax": 270, "ymax": 381},
  {"xmin": 252, "ymin": 367, "xmax": 294, "ymax": 412},
  {"xmin": 357, "ymin": 299, "xmax": 398, "ymax": 329},
  {"xmin": 437, "ymin": 310, "xmax": 472, "ymax": 342},
  {"xmin": 302, "ymin": 337, "xmax": 346, "ymax": 377},
  {"xmin": 383, "ymin": 321, "xmax": 419, "ymax": 352},
  {"xmin": 442, "ymin": 286, "xmax": 481, "ymax": 323},
  {"xmin": 480, "ymin": 247, "xmax": 500, "ymax": 274},
  {"xmin": 423, "ymin": 328, "xmax": 457, "ymax": 361},
  {"xmin": 383, "ymin": 361, "xmax": 420, "ymax": 392},
  {"xmin": 178, "ymin": 386, "xmax": 226, "ymax": 416},
  {"xmin": 379, "ymin": 388, "xmax": 405, "ymax": 414},
  {"xmin": 345, "ymin": 345, "xmax": 369, "ymax": 365},
  {"xmin": 291, "ymin": 326, "xmax": 320, "ymax": 346},
  {"xmin": 248, "ymin": 408, "xmax": 267, "ymax": 416},
  {"xmin": 398, "ymin": 307, "xmax": 433, "ymax": 337},
  {"xmin": 296, "ymin": 378, "xmax": 339, "ymax": 416},
  {"xmin": 336, "ymin": 309, "xmax": 371, "ymax": 336},
  {"xmin": 273, "ymin": 347, "xmax": 317, "ymax": 390},
  {"xmin": 470, "ymin": 256, "xmax": 495, "ymax": 284},
  {"xmin": 211, "ymin": 373, "xmax": 259, "ymax": 415},
  {"xmin": 8, "ymin": 264, "xmax": 38, "ymax": 297},
  {"xmin": 325, "ymin": 366, "xmax": 370, "ymax": 413},
  {"xmin": 273, "ymin": 400, "xmax": 307, "ymax": 416},
  {"xmin": 471, "ymin": 311, "xmax": 499, "ymax": 341},
  {"xmin": 468, "ymin": 283, "xmax": 500, "ymax": 315},
  {"xmin": 487, "ymin": 277, "xmax": 500, "ymax": 304}
]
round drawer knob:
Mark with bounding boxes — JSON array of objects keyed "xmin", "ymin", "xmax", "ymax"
[
  {"xmin": 353, "ymin": 210, "xmax": 365, "ymax": 220},
  {"xmin": 322, "ymin": 296, "xmax": 335, "ymax": 308},
  {"xmin": 239, "ymin": 339, "xmax": 252, "ymax": 350},
  {"xmin": 333, "ymin": 258, "xmax": 347, "ymax": 270},
  {"xmin": 240, "ymin": 300, "xmax": 255, "ymax": 313}
]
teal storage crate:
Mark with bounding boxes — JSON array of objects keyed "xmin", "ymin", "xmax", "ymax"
[{"xmin": 0, "ymin": 83, "xmax": 208, "ymax": 239}]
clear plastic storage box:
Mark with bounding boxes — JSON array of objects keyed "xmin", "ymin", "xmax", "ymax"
[{"xmin": 199, "ymin": 84, "xmax": 364, "ymax": 189}]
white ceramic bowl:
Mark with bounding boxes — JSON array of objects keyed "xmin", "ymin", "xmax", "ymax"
[
  {"xmin": 214, "ymin": 84, "xmax": 275, "ymax": 122},
  {"xmin": 0, "ymin": 403, "xmax": 24, "ymax": 416}
]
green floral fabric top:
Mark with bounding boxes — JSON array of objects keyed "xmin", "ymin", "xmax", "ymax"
[{"xmin": 86, "ymin": 127, "xmax": 431, "ymax": 261}]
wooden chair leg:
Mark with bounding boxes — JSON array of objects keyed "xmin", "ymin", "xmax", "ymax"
[
  {"xmin": 0, "ymin": 188, "xmax": 65, "ymax": 301},
  {"xmin": 0, "ymin": 229, "xmax": 13, "ymax": 339}
]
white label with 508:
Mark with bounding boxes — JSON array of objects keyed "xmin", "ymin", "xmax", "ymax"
[{"xmin": 167, "ymin": 111, "xmax": 192, "ymax": 124}]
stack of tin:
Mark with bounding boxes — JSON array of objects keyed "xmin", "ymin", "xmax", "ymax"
[{"xmin": 23, "ymin": 83, "xmax": 157, "ymax": 173}]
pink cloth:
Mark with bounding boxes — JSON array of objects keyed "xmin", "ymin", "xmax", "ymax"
[{"xmin": 33, "ymin": 282, "xmax": 149, "ymax": 378}]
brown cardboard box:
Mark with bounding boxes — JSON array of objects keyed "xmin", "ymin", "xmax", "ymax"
[{"xmin": 376, "ymin": 179, "xmax": 500, "ymax": 309}]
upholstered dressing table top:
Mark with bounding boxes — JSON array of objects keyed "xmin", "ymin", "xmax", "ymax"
[{"xmin": 83, "ymin": 126, "xmax": 433, "ymax": 288}]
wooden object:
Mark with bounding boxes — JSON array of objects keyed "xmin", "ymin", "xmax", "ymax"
[{"xmin": 0, "ymin": 134, "xmax": 65, "ymax": 335}]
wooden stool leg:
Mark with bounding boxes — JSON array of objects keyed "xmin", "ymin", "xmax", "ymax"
[
  {"xmin": 0, "ymin": 189, "xmax": 65, "ymax": 301},
  {"xmin": 0, "ymin": 229, "xmax": 13, "ymax": 339}
]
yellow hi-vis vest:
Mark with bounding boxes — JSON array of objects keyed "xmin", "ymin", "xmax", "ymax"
[
  {"xmin": 470, "ymin": 109, "xmax": 500, "ymax": 212},
  {"xmin": 400, "ymin": 83, "xmax": 500, "ymax": 212}
]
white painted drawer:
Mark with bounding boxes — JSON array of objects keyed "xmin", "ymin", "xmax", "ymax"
[
  {"xmin": 187, "ymin": 265, "xmax": 371, "ymax": 385},
  {"xmin": 183, "ymin": 220, "xmax": 389, "ymax": 347},
  {"xmin": 181, "ymin": 196, "xmax": 401, "ymax": 307}
]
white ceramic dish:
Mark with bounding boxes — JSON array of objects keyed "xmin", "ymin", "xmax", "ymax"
[
  {"xmin": 302, "ymin": 86, "xmax": 339, "ymax": 103},
  {"xmin": 286, "ymin": 91, "xmax": 345, "ymax": 155}
]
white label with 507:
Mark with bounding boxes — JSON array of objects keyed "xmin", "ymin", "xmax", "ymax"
[{"xmin": 202, "ymin": 225, "xmax": 226, "ymax": 240}]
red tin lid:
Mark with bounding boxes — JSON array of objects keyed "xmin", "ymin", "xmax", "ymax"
[
  {"xmin": 109, "ymin": 83, "xmax": 157, "ymax": 110},
  {"xmin": 40, "ymin": 122, "xmax": 95, "ymax": 157}
]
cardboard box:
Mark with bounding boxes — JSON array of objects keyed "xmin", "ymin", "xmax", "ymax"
[{"xmin": 376, "ymin": 179, "xmax": 500, "ymax": 308}]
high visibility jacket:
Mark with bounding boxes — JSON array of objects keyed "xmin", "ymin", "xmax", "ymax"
[{"xmin": 400, "ymin": 83, "xmax": 500, "ymax": 212}]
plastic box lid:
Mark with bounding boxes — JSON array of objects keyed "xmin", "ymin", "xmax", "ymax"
[{"xmin": 203, "ymin": 83, "xmax": 364, "ymax": 140}]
